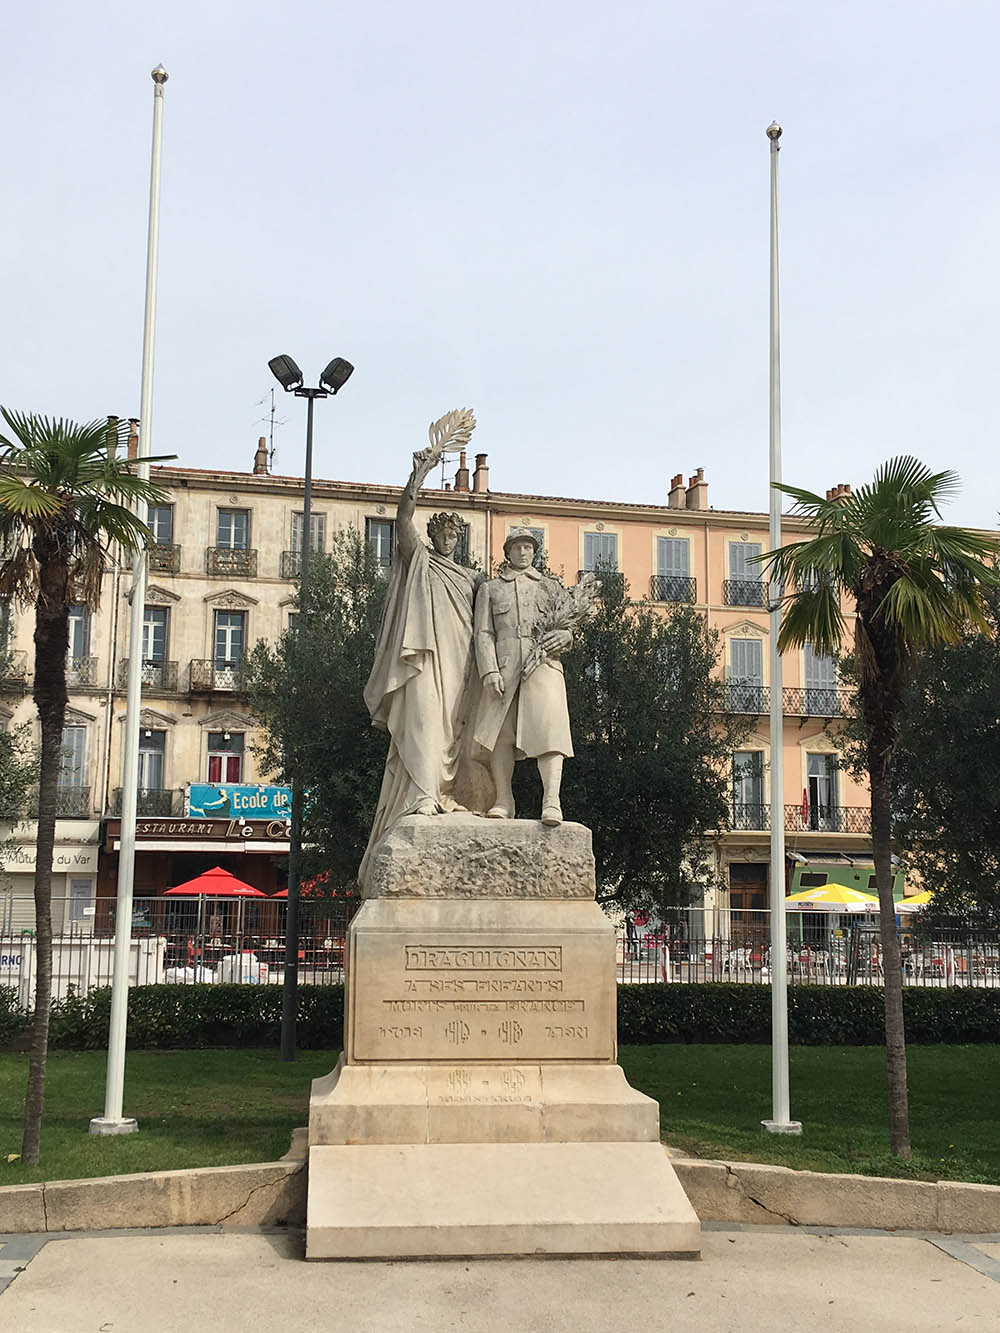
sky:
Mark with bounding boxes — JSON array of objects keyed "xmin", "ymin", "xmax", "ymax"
[{"xmin": 4, "ymin": 1, "xmax": 1000, "ymax": 527}]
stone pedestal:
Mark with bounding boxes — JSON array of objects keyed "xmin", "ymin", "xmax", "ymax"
[{"xmin": 306, "ymin": 814, "xmax": 700, "ymax": 1259}]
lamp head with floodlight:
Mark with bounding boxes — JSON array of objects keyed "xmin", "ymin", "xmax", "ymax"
[
  {"xmin": 319, "ymin": 357, "xmax": 354, "ymax": 396},
  {"xmin": 268, "ymin": 354, "xmax": 304, "ymax": 392}
]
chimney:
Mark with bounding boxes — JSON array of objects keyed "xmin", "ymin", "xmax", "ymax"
[
  {"xmin": 106, "ymin": 415, "xmax": 120, "ymax": 456},
  {"xmin": 827, "ymin": 482, "xmax": 852, "ymax": 502},
  {"xmin": 685, "ymin": 467, "xmax": 708, "ymax": 510},
  {"xmin": 668, "ymin": 473, "xmax": 686, "ymax": 509},
  {"xmin": 472, "ymin": 452, "xmax": 490, "ymax": 494},
  {"xmin": 444, "ymin": 481, "xmax": 452, "ymax": 491},
  {"xmin": 253, "ymin": 436, "xmax": 269, "ymax": 475},
  {"xmin": 127, "ymin": 419, "xmax": 140, "ymax": 461},
  {"xmin": 453, "ymin": 449, "xmax": 470, "ymax": 493}
]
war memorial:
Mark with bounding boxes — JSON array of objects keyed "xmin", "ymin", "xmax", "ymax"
[{"xmin": 305, "ymin": 412, "xmax": 700, "ymax": 1258}]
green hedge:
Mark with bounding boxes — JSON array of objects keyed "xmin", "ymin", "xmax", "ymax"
[
  {"xmin": 617, "ymin": 983, "xmax": 1000, "ymax": 1046},
  {"xmin": 45, "ymin": 984, "xmax": 344, "ymax": 1051},
  {"xmin": 0, "ymin": 981, "xmax": 995, "ymax": 1051}
]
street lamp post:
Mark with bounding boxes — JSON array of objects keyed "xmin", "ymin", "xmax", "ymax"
[{"xmin": 267, "ymin": 354, "xmax": 353, "ymax": 1062}]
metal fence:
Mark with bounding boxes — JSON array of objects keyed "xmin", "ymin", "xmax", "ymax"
[
  {"xmin": 0, "ymin": 895, "xmax": 358, "ymax": 1005},
  {"xmin": 617, "ymin": 919, "xmax": 1000, "ymax": 987},
  {"xmin": 3, "ymin": 899, "xmax": 998, "ymax": 1002}
]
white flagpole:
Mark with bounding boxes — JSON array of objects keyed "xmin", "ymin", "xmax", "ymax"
[
  {"xmin": 91, "ymin": 65, "xmax": 169, "ymax": 1135},
  {"xmin": 762, "ymin": 120, "xmax": 801, "ymax": 1136}
]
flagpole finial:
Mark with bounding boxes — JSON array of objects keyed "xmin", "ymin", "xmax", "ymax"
[{"xmin": 766, "ymin": 121, "xmax": 782, "ymax": 141}]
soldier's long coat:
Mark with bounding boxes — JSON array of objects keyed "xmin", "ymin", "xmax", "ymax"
[{"xmin": 472, "ymin": 565, "xmax": 573, "ymax": 759}]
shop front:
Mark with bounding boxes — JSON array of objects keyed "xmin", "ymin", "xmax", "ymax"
[{"xmin": 0, "ymin": 819, "xmax": 102, "ymax": 932}]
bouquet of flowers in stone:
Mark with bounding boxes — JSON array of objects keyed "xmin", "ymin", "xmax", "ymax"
[{"xmin": 522, "ymin": 572, "xmax": 601, "ymax": 679}]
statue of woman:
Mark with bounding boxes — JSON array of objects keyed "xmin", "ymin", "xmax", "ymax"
[{"xmin": 359, "ymin": 410, "xmax": 487, "ymax": 880}]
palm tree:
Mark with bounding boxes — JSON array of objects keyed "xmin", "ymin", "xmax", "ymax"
[
  {"xmin": 763, "ymin": 457, "xmax": 999, "ymax": 1157},
  {"xmin": 0, "ymin": 409, "xmax": 168, "ymax": 1164}
]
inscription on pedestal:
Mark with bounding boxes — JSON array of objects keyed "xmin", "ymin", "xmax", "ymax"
[{"xmin": 351, "ymin": 929, "xmax": 615, "ymax": 1063}]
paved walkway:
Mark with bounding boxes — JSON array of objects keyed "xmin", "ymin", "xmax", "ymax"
[{"xmin": 2, "ymin": 1223, "xmax": 999, "ymax": 1331}]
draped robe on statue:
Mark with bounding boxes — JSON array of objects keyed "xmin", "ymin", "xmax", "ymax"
[{"xmin": 360, "ymin": 544, "xmax": 486, "ymax": 881}]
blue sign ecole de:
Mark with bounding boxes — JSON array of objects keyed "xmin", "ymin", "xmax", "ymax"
[{"xmin": 188, "ymin": 784, "xmax": 292, "ymax": 820}]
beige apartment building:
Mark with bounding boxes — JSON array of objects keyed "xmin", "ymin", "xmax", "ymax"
[{"xmin": 0, "ymin": 437, "xmax": 876, "ymax": 935}]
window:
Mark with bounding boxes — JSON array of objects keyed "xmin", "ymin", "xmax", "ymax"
[
  {"xmin": 454, "ymin": 521, "xmax": 471, "ymax": 566},
  {"xmin": 804, "ymin": 644, "xmax": 838, "ymax": 713},
  {"xmin": 213, "ymin": 610, "xmax": 246, "ymax": 666},
  {"xmin": 0, "ymin": 598, "xmax": 11, "ymax": 650},
  {"xmin": 148, "ymin": 505, "xmax": 174, "ymax": 545},
  {"xmin": 68, "ymin": 604, "xmax": 90, "ymax": 661},
  {"xmin": 68, "ymin": 876, "xmax": 93, "ymax": 923},
  {"xmin": 729, "ymin": 638, "xmax": 764, "ymax": 711},
  {"xmin": 366, "ymin": 518, "xmax": 396, "ymax": 569},
  {"xmin": 142, "ymin": 607, "xmax": 168, "ymax": 663},
  {"xmin": 291, "ymin": 511, "xmax": 326, "ymax": 554},
  {"xmin": 138, "ymin": 729, "xmax": 166, "ymax": 791},
  {"xmin": 726, "ymin": 542, "xmax": 764, "ymax": 606},
  {"xmin": 60, "ymin": 725, "xmax": 86, "ymax": 788},
  {"xmin": 807, "ymin": 753, "xmax": 838, "ymax": 830},
  {"xmin": 799, "ymin": 872, "xmax": 829, "ymax": 888},
  {"xmin": 658, "ymin": 538, "xmax": 690, "ymax": 578},
  {"xmin": 583, "ymin": 531, "xmax": 617, "ymax": 571},
  {"xmin": 732, "ymin": 752, "xmax": 764, "ymax": 828},
  {"xmin": 207, "ymin": 731, "xmax": 243, "ymax": 783},
  {"xmin": 217, "ymin": 509, "xmax": 249, "ymax": 550}
]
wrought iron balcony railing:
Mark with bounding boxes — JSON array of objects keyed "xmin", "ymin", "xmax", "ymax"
[
  {"xmin": 728, "ymin": 803, "xmax": 872, "ymax": 834},
  {"xmin": 116, "ymin": 660, "xmax": 178, "ymax": 691},
  {"xmin": 781, "ymin": 686, "xmax": 852, "ymax": 718},
  {"xmin": 188, "ymin": 659, "xmax": 243, "ymax": 692},
  {"xmin": 206, "ymin": 547, "xmax": 257, "ymax": 578},
  {"xmin": 722, "ymin": 682, "xmax": 770, "ymax": 714},
  {"xmin": 723, "ymin": 578, "xmax": 766, "ymax": 607},
  {"xmin": 66, "ymin": 656, "xmax": 98, "ymax": 686},
  {"xmin": 0, "ymin": 649, "xmax": 29, "ymax": 690},
  {"xmin": 27, "ymin": 785, "xmax": 92, "ymax": 818},
  {"xmin": 110, "ymin": 787, "xmax": 184, "ymax": 816},
  {"xmin": 784, "ymin": 804, "xmax": 872, "ymax": 834},
  {"xmin": 730, "ymin": 803, "xmax": 770, "ymax": 831},
  {"xmin": 649, "ymin": 574, "xmax": 697, "ymax": 603},
  {"xmin": 148, "ymin": 543, "xmax": 181, "ymax": 574}
]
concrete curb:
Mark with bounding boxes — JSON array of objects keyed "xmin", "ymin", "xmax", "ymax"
[
  {"xmin": 3, "ymin": 1142, "xmax": 999, "ymax": 1236},
  {"xmin": 672, "ymin": 1156, "xmax": 1000, "ymax": 1233}
]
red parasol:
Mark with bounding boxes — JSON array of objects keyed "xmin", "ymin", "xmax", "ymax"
[{"xmin": 164, "ymin": 866, "xmax": 266, "ymax": 898}]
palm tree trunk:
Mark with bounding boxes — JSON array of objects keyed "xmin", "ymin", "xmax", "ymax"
[
  {"xmin": 21, "ymin": 553, "xmax": 70, "ymax": 1165},
  {"xmin": 868, "ymin": 731, "xmax": 911, "ymax": 1159}
]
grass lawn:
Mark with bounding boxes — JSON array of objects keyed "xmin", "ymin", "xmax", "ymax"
[
  {"xmin": 620, "ymin": 1043, "xmax": 1000, "ymax": 1186},
  {"xmin": 2, "ymin": 1044, "xmax": 999, "ymax": 1188}
]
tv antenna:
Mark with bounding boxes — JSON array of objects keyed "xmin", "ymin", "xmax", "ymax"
[{"xmin": 254, "ymin": 388, "xmax": 287, "ymax": 470}]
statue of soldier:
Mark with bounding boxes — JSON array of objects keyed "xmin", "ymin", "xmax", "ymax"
[{"xmin": 472, "ymin": 528, "xmax": 574, "ymax": 825}]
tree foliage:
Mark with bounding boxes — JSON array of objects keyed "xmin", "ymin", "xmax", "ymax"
[
  {"xmin": 514, "ymin": 571, "xmax": 749, "ymax": 916},
  {"xmin": 242, "ymin": 529, "xmax": 389, "ymax": 886},
  {"xmin": 886, "ymin": 599, "xmax": 1000, "ymax": 932}
]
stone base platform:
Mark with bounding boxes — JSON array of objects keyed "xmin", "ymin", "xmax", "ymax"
[
  {"xmin": 306, "ymin": 1142, "xmax": 700, "ymax": 1259},
  {"xmin": 310, "ymin": 1054, "xmax": 660, "ymax": 1145}
]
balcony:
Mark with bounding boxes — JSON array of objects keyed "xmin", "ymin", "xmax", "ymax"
[
  {"xmin": 0, "ymin": 649, "xmax": 29, "ymax": 692},
  {"xmin": 189, "ymin": 659, "xmax": 243, "ymax": 692},
  {"xmin": 722, "ymin": 682, "xmax": 770, "ymax": 714},
  {"xmin": 27, "ymin": 785, "xmax": 91, "ymax": 818},
  {"xmin": 110, "ymin": 787, "xmax": 184, "ymax": 816},
  {"xmin": 649, "ymin": 574, "xmax": 697, "ymax": 603},
  {"xmin": 66, "ymin": 656, "xmax": 98, "ymax": 686},
  {"xmin": 782, "ymin": 686, "xmax": 852, "ymax": 719},
  {"xmin": 728, "ymin": 803, "xmax": 872, "ymax": 834},
  {"xmin": 785, "ymin": 804, "xmax": 872, "ymax": 834},
  {"xmin": 206, "ymin": 547, "xmax": 257, "ymax": 578},
  {"xmin": 116, "ymin": 660, "xmax": 179, "ymax": 692},
  {"xmin": 148, "ymin": 543, "xmax": 181, "ymax": 574},
  {"xmin": 723, "ymin": 578, "xmax": 766, "ymax": 607}
]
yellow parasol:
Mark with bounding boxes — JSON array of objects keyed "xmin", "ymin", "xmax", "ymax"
[{"xmin": 785, "ymin": 883, "xmax": 879, "ymax": 912}]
